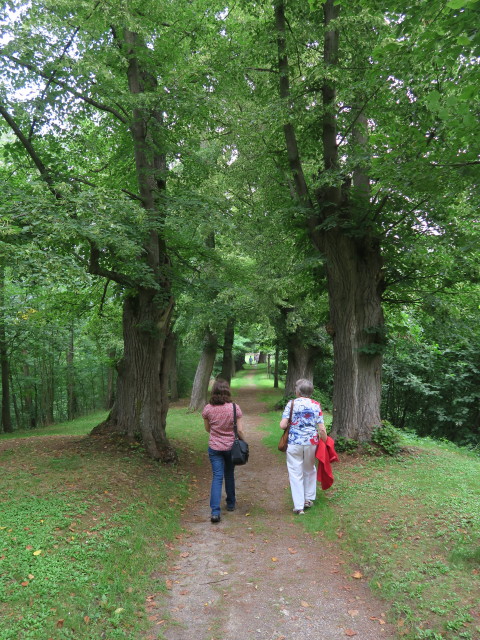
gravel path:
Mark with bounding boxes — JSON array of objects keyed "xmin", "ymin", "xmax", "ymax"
[{"xmin": 149, "ymin": 382, "xmax": 397, "ymax": 640}]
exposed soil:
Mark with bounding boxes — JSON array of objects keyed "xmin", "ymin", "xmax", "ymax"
[{"xmin": 149, "ymin": 381, "xmax": 397, "ymax": 640}]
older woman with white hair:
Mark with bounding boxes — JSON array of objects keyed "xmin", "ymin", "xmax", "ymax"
[{"xmin": 280, "ymin": 378, "xmax": 327, "ymax": 515}]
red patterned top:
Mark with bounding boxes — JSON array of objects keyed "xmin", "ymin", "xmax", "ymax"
[{"xmin": 202, "ymin": 402, "xmax": 243, "ymax": 451}]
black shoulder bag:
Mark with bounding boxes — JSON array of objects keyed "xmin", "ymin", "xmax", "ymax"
[{"xmin": 230, "ymin": 403, "xmax": 249, "ymax": 465}]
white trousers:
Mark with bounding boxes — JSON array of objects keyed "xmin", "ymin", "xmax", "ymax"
[{"xmin": 286, "ymin": 444, "xmax": 317, "ymax": 511}]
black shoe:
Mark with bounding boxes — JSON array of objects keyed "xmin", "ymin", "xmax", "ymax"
[
  {"xmin": 210, "ymin": 514, "xmax": 221, "ymax": 523},
  {"xmin": 226, "ymin": 505, "xmax": 235, "ymax": 512}
]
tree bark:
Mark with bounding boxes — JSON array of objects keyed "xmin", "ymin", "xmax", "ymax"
[
  {"xmin": 274, "ymin": 344, "xmax": 280, "ymax": 389},
  {"xmin": 105, "ymin": 349, "xmax": 116, "ymax": 410},
  {"xmin": 189, "ymin": 330, "xmax": 218, "ymax": 411},
  {"xmin": 166, "ymin": 332, "xmax": 179, "ymax": 402},
  {"xmin": 275, "ymin": 0, "xmax": 385, "ymax": 440},
  {"xmin": 90, "ymin": 29, "xmax": 177, "ymax": 461},
  {"xmin": 220, "ymin": 318, "xmax": 235, "ymax": 383},
  {"xmin": 284, "ymin": 333, "xmax": 319, "ymax": 397},
  {"xmin": 92, "ymin": 289, "xmax": 175, "ymax": 460}
]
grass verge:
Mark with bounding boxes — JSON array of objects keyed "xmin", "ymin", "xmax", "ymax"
[
  {"xmin": 0, "ymin": 409, "xmax": 208, "ymax": 640},
  {"xmin": 260, "ymin": 408, "xmax": 480, "ymax": 640}
]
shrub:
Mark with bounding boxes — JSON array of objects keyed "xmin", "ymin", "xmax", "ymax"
[
  {"xmin": 371, "ymin": 420, "xmax": 401, "ymax": 456},
  {"xmin": 335, "ymin": 437, "xmax": 359, "ymax": 453}
]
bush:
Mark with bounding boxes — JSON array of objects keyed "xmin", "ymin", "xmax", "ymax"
[
  {"xmin": 371, "ymin": 420, "xmax": 402, "ymax": 456},
  {"xmin": 335, "ymin": 437, "xmax": 359, "ymax": 453}
]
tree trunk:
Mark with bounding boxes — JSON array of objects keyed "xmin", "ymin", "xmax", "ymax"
[
  {"xmin": 220, "ymin": 318, "xmax": 235, "ymax": 383},
  {"xmin": 324, "ymin": 231, "xmax": 384, "ymax": 440},
  {"xmin": 105, "ymin": 349, "xmax": 116, "ymax": 410},
  {"xmin": 0, "ymin": 266, "xmax": 13, "ymax": 433},
  {"xmin": 166, "ymin": 333, "xmax": 179, "ymax": 402},
  {"xmin": 274, "ymin": 344, "xmax": 279, "ymax": 389},
  {"xmin": 92, "ymin": 290, "xmax": 176, "ymax": 460},
  {"xmin": 40, "ymin": 354, "xmax": 54, "ymax": 426},
  {"xmin": 189, "ymin": 330, "xmax": 217, "ymax": 411},
  {"xmin": 274, "ymin": 0, "xmax": 385, "ymax": 441},
  {"xmin": 66, "ymin": 323, "xmax": 78, "ymax": 420},
  {"xmin": 258, "ymin": 351, "xmax": 267, "ymax": 364},
  {"xmin": 234, "ymin": 352, "xmax": 245, "ymax": 373},
  {"xmin": 284, "ymin": 334, "xmax": 319, "ymax": 397},
  {"xmin": 89, "ymin": 29, "xmax": 177, "ymax": 461}
]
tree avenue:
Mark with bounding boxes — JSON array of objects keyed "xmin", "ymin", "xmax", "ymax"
[{"xmin": 1, "ymin": 1, "xmax": 478, "ymax": 451}]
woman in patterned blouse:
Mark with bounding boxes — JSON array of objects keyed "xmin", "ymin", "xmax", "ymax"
[
  {"xmin": 280, "ymin": 379, "xmax": 327, "ymax": 515},
  {"xmin": 202, "ymin": 379, "xmax": 245, "ymax": 523}
]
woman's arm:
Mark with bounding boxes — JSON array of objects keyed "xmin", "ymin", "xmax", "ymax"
[
  {"xmin": 236, "ymin": 417, "xmax": 245, "ymax": 440},
  {"xmin": 318, "ymin": 422, "xmax": 327, "ymax": 442},
  {"xmin": 280, "ymin": 417, "xmax": 289, "ymax": 430},
  {"xmin": 203, "ymin": 418, "xmax": 211, "ymax": 433}
]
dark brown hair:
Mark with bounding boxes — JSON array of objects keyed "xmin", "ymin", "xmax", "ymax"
[{"xmin": 209, "ymin": 378, "xmax": 232, "ymax": 405}]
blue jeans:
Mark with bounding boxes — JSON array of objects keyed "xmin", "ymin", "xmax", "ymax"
[{"xmin": 208, "ymin": 447, "xmax": 236, "ymax": 516}]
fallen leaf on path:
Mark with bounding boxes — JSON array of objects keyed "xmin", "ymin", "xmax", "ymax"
[
  {"xmin": 180, "ymin": 552, "xmax": 190, "ymax": 558},
  {"xmin": 21, "ymin": 581, "xmax": 29, "ymax": 587},
  {"xmin": 348, "ymin": 610, "xmax": 359, "ymax": 617},
  {"xmin": 271, "ymin": 557, "xmax": 278, "ymax": 562},
  {"xmin": 379, "ymin": 619, "xmax": 386, "ymax": 624},
  {"xmin": 337, "ymin": 531, "xmax": 344, "ymax": 538},
  {"xmin": 148, "ymin": 615, "xmax": 158, "ymax": 621},
  {"xmin": 300, "ymin": 601, "xmax": 311, "ymax": 608},
  {"xmin": 156, "ymin": 620, "xmax": 165, "ymax": 625},
  {"xmin": 33, "ymin": 550, "xmax": 42, "ymax": 556},
  {"xmin": 165, "ymin": 579, "xmax": 173, "ymax": 590},
  {"xmin": 179, "ymin": 590, "xmax": 189, "ymax": 595},
  {"xmin": 55, "ymin": 620, "xmax": 64, "ymax": 629},
  {"xmin": 288, "ymin": 548, "xmax": 297, "ymax": 554},
  {"xmin": 344, "ymin": 630, "xmax": 357, "ymax": 637},
  {"xmin": 351, "ymin": 571, "xmax": 363, "ymax": 579},
  {"xmin": 84, "ymin": 616, "xmax": 90, "ymax": 624}
]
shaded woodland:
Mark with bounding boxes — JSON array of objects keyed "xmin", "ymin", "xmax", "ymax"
[{"xmin": 1, "ymin": 0, "xmax": 478, "ymax": 453}]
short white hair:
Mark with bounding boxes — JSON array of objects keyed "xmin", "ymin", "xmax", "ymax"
[{"xmin": 295, "ymin": 378, "xmax": 314, "ymax": 397}]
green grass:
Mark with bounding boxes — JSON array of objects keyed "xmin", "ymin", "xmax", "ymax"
[
  {"xmin": 0, "ymin": 411, "xmax": 108, "ymax": 439},
  {"xmin": 259, "ymin": 409, "xmax": 480, "ymax": 640},
  {"xmin": 0, "ymin": 408, "xmax": 209, "ymax": 640}
]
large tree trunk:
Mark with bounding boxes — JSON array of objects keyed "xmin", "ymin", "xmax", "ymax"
[
  {"xmin": 220, "ymin": 318, "xmax": 235, "ymax": 383},
  {"xmin": 189, "ymin": 330, "xmax": 217, "ymax": 411},
  {"xmin": 324, "ymin": 231, "xmax": 384, "ymax": 440},
  {"xmin": 104, "ymin": 349, "xmax": 116, "ymax": 410},
  {"xmin": 275, "ymin": 0, "xmax": 385, "ymax": 441},
  {"xmin": 284, "ymin": 334, "xmax": 319, "ymax": 397},
  {"xmin": 89, "ymin": 29, "xmax": 177, "ymax": 461},
  {"xmin": 166, "ymin": 332, "xmax": 179, "ymax": 402},
  {"xmin": 92, "ymin": 290, "xmax": 175, "ymax": 460}
]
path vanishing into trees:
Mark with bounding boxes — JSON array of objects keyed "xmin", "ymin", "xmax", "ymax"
[{"xmin": 151, "ymin": 374, "xmax": 397, "ymax": 640}]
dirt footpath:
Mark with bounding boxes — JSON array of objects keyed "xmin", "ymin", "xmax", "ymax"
[{"xmin": 151, "ymin": 385, "xmax": 396, "ymax": 640}]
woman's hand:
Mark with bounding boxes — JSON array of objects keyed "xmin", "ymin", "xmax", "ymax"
[{"xmin": 318, "ymin": 424, "xmax": 327, "ymax": 443}]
